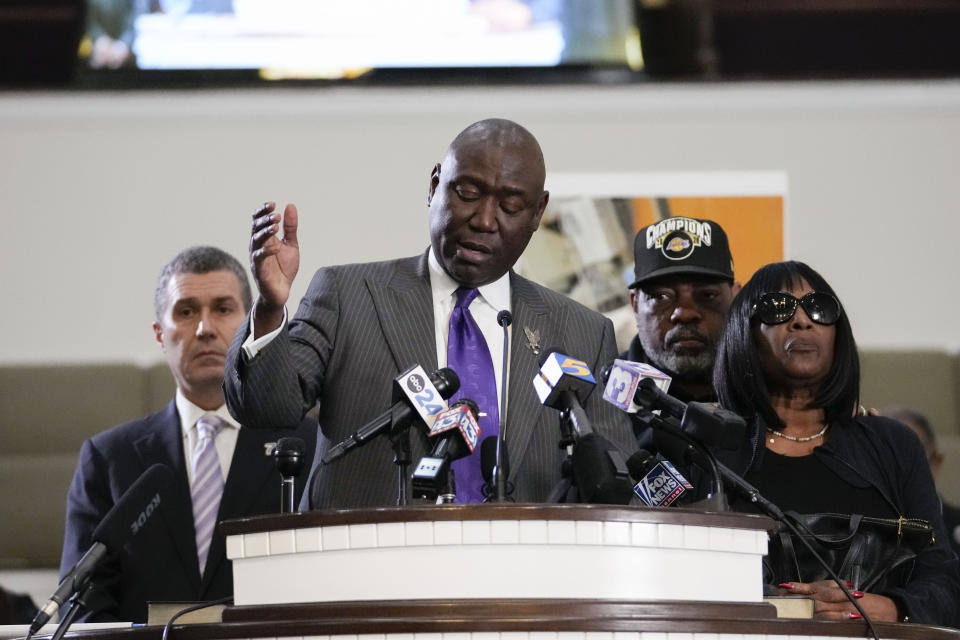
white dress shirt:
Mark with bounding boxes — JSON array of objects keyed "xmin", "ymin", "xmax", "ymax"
[{"xmin": 175, "ymin": 389, "xmax": 240, "ymax": 484}]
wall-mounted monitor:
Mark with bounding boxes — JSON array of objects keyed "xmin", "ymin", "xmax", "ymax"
[{"xmin": 79, "ymin": 0, "xmax": 642, "ymax": 84}]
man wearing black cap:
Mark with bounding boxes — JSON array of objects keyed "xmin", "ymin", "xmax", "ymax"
[{"xmin": 623, "ymin": 217, "xmax": 740, "ymax": 403}]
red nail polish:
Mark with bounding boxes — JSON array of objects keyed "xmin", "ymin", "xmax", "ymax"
[
  {"xmin": 852, "ymin": 591, "xmax": 864, "ymax": 598},
  {"xmin": 778, "ymin": 582, "xmax": 794, "ymax": 589},
  {"xmin": 849, "ymin": 613, "xmax": 863, "ymax": 620}
]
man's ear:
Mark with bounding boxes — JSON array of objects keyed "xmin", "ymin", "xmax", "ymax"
[
  {"xmin": 731, "ymin": 280, "xmax": 743, "ymax": 296},
  {"xmin": 153, "ymin": 322, "xmax": 164, "ymax": 349},
  {"xmin": 427, "ymin": 163, "xmax": 441, "ymax": 206},
  {"xmin": 532, "ymin": 190, "xmax": 549, "ymax": 227},
  {"xmin": 629, "ymin": 289, "xmax": 638, "ymax": 312},
  {"xmin": 930, "ymin": 450, "xmax": 945, "ymax": 477}
]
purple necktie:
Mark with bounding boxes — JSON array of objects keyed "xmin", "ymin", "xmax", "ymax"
[
  {"xmin": 447, "ymin": 287, "xmax": 499, "ymax": 502},
  {"xmin": 191, "ymin": 415, "xmax": 224, "ymax": 577}
]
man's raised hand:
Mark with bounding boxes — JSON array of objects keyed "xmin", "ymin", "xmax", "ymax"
[{"xmin": 249, "ymin": 201, "xmax": 300, "ymax": 337}]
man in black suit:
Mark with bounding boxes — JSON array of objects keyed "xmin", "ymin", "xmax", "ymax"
[
  {"xmin": 60, "ymin": 246, "xmax": 316, "ymax": 623},
  {"xmin": 225, "ymin": 118, "xmax": 635, "ymax": 507}
]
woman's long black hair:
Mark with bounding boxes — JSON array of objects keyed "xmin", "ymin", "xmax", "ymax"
[{"xmin": 713, "ymin": 261, "xmax": 860, "ymax": 430}]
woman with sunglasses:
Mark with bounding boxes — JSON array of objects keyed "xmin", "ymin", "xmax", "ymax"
[{"xmin": 713, "ymin": 260, "xmax": 960, "ymax": 627}]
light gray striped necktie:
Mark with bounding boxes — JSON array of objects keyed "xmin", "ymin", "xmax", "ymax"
[{"xmin": 191, "ymin": 414, "xmax": 225, "ymax": 577}]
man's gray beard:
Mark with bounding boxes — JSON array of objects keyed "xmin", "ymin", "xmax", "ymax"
[{"xmin": 640, "ymin": 339, "xmax": 716, "ymax": 380}]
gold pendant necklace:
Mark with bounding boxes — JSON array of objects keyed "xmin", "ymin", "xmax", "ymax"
[{"xmin": 767, "ymin": 422, "xmax": 829, "ymax": 445}]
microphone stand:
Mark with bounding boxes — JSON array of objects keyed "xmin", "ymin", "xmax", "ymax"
[
  {"xmin": 492, "ymin": 310, "xmax": 512, "ymax": 502},
  {"xmin": 274, "ymin": 437, "xmax": 305, "ymax": 514},
  {"xmin": 545, "ymin": 402, "xmax": 580, "ymax": 503},
  {"xmin": 546, "ymin": 456, "xmax": 575, "ymax": 503},
  {"xmin": 389, "ymin": 427, "xmax": 411, "ymax": 506},
  {"xmin": 49, "ymin": 581, "xmax": 95, "ymax": 640}
]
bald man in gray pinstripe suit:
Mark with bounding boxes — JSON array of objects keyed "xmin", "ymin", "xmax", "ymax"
[{"xmin": 225, "ymin": 119, "xmax": 635, "ymax": 509}]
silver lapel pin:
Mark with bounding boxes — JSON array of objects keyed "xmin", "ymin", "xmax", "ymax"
[{"xmin": 523, "ymin": 326, "xmax": 542, "ymax": 356}]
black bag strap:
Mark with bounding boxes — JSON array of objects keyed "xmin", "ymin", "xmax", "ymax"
[
  {"xmin": 777, "ymin": 528, "xmax": 801, "ymax": 582},
  {"xmin": 848, "ymin": 513, "xmax": 863, "ymax": 535}
]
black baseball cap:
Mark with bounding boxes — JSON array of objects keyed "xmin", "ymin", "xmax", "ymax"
[{"xmin": 629, "ymin": 217, "xmax": 734, "ymax": 288}]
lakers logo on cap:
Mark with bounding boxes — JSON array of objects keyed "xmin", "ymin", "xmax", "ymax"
[
  {"xmin": 646, "ymin": 217, "xmax": 713, "ymax": 262},
  {"xmin": 664, "ymin": 233, "xmax": 693, "ymax": 258}
]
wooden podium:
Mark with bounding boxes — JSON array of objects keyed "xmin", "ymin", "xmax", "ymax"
[
  {"xmin": 223, "ymin": 503, "xmax": 769, "ymax": 605},
  {"xmin": 211, "ymin": 504, "xmax": 956, "ymax": 640},
  {"xmin": 37, "ymin": 504, "xmax": 960, "ymax": 640}
]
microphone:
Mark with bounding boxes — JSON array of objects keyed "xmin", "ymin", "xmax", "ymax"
[
  {"xmin": 323, "ymin": 366, "xmax": 460, "ymax": 463},
  {"xmin": 411, "ymin": 399, "xmax": 481, "ymax": 501},
  {"xmin": 626, "ymin": 449, "xmax": 656, "ymax": 479},
  {"xmin": 600, "ymin": 361, "xmax": 730, "ymax": 510},
  {"xmin": 570, "ymin": 433, "xmax": 634, "ymax": 504},
  {"xmin": 533, "ymin": 349, "xmax": 596, "ymax": 438},
  {"xmin": 534, "ymin": 350, "xmax": 632, "ymax": 504},
  {"xmin": 274, "ymin": 437, "xmax": 305, "ymax": 513},
  {"xmin": 627, "ymin": 449, "xmax": 693, "ymax": 507},
  {"xmin": 602, "ymin": 359, "xmax": 672, "ymax": 414},
  {"xmin": 30, "ymin": 464, "xmax": 174, "ymax": 636},
  {"xmin": 481, "ymin": 435, "xmax": 514, "ymax": 501},
  {"xmin": 601, "ymin": 359, "xmax": 745, "ymax": 450},
  {"xmin": 491, "ymin": 309, "xmax": 512, "ymax": 501}
]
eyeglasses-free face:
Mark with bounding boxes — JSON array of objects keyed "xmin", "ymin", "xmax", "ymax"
[{"xmin": 752, "ymin": 291, "xmax": 842, "ymax": 326}]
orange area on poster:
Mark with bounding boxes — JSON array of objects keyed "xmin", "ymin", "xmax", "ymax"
[{"xmin": 631, "ymin": 196, "xmax": 783, "ymax": 285}]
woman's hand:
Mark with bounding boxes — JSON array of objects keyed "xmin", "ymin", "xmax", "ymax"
[{"xmin": 780, "ymin": 581, "xmax": 900, "ymax": 622}]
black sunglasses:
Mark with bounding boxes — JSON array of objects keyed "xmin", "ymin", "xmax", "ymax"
[{"xmin": 752, "ymin": 291, "xmax": 842, "ymax": 326}]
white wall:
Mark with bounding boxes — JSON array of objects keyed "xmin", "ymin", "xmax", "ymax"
[{"xmin": 1, "ymin": 80, "xmax": 958, "ymax": 364}]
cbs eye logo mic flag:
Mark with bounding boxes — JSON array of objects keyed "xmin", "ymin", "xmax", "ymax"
[{"xmin": 602, "ymin": 359, "xmax": 672, "ymax": 413}]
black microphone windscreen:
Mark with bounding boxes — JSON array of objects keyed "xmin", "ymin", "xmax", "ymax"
[
  {"xmin": 626, "ymin": 449, "xmax": 656, "ymax": 481},
  {"xmin": 537, "ymin": 345, "xmax": 564, "ymax": 367},
  {"xmin": 275, "ymin": 436, "xmax": 306, "ymax": 478},
  {"xmin": 432, "ymin": 367, "xmax": 460, "ymax": 398},
  {"xmin": 276, "ymin": 436, "xmax": 305, "ymax": 456},
  {"xmin": 599, "ymin": 363, "xmax": 613, "ymax": 386},
  {"xmin": 91, "ymin": 463, "xmax": 174, "ymax": 550},
  {"xmin": 571, "ymin": 433, "xmax": 633, "ymax": 504},
  {"xmin": 497, "ymin": 310, "xmax": 513, "ymax": 327},
  {"xmin": 480, "ymin": 435, "xmax": 498, "ymax": 483},
  {"xmin": 451, "ymin": 398, "xmax": 480, "ymax": 419},
  {"xmin": 653, "ymin": 428, "xmax": 694, "ymax": 466}
]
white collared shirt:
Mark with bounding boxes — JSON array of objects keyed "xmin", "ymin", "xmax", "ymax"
[{"xmin": 176, "ymin": 389, "xmax": 240, "ymax": 484}]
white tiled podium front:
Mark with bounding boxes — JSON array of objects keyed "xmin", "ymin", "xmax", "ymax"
[{"xmin": 225, "ymin": 506, "xmax": 768, "ymax": 606}]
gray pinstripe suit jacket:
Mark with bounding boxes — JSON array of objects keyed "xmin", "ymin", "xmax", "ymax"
[{"xmin": 224, "ymin": 250, "xmax": 635, "ymax": 508}]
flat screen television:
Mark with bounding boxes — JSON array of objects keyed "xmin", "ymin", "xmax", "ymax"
[{"xmin": 78, "ymin": 0, "xmax": 642, "ymax": 84}]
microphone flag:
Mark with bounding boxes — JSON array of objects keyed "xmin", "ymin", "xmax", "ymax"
[
  {"xmin": 633, "ymin": 459, "xmax": 694, "ymax": 507},
  {"xmin": 602, "ymin": 359, "xmax": 672, "ymax": 413}
]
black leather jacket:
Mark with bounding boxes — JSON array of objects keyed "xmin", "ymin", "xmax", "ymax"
[{"xmin": 716, "ymin": 414, "xmax": 960, "ymax": 627}]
